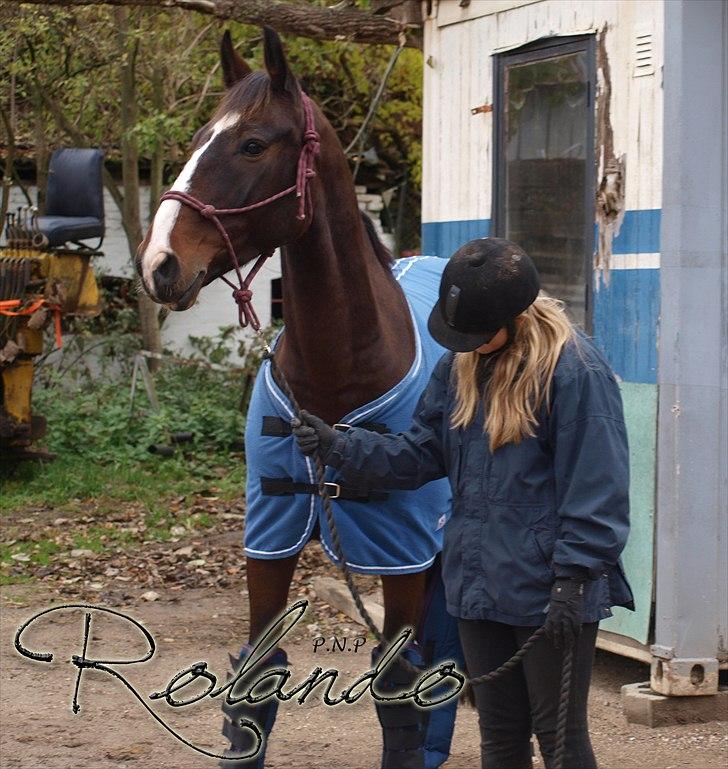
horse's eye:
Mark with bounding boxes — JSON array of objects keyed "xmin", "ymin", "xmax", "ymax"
[{"xmin": 241, "ymin": 140, "xmax": 265, "ymax": 156}]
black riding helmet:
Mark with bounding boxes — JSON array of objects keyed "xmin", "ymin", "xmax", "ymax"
[{"xmin": 427, "ymin": 238, "xmax": 541, "ymax": 352}]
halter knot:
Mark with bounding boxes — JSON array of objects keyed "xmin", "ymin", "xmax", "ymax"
[
  {"xmin": 232, "ymin": 288, "xmax": 253, "ymax": 304},
  {"xmin": 200, "ymin": 204, "xmax": 216, "ymax": 219}
]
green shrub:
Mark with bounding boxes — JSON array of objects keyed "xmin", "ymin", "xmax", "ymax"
[{"xmin": 0, "ymin": 320, "xmax": 281, "ymax": 509}]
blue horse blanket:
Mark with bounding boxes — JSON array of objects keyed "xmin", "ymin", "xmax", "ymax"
[{"xmin": 243, "ymin": 256, "xmax": 451, "ymax": 574}]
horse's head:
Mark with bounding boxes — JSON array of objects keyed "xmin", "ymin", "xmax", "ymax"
[{"xmin": 137, "ymin": 28, "xmax": 317, "ymax": 310}]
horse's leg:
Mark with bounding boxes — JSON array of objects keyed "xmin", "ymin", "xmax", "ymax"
[
  {"xmin": 373, "ymin": 571, "xmax": 429, "ymax": 769},
  {"xmin": 220, "ymin": 553, "xmax": 299, "ymax": 769},
  {"xmin": 381, "ymin": 572, "xmax": 427, "ymax": 640},
  {"xmin": 246, "ymin": 553, "xmax": 300, "ymax": 642}
]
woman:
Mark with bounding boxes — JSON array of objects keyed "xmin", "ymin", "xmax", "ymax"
[{"xmin": 293, "ymin": 237, "xmax": 634, "ymax": 769}]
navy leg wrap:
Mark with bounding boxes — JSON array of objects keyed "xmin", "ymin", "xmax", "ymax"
[
  {"xmin": 219, "ymin": 646, "xmax": 288, "ymax": 769},
  {"xmin": 373, "ymin": 643, "xmax": 429, "ymax": 769}
]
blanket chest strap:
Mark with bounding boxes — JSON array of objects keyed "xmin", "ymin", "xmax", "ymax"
[{"xmin": 260, "ymin": 476, "xmax": 389, "ymax": 503}]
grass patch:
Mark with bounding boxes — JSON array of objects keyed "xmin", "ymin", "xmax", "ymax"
[
  {"xmin": 0, "ymin": 536, "xmax": 62, "ymax": 569},
  {"xmin": 0, "ymin": 326, "xmax": 258, "ymax": 529},
  {"xmin": 0, "ymin": 454, "xmax": 246, "ymax": 513},
  {"xmin": 0, "ymin": 574, "xmax": 32, "ymax": 586}
]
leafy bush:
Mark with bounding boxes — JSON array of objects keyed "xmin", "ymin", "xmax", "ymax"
[
  {"xmin": 34, "ymin": 364, "xmax": 243, "ymax": 464},
  {"xmin": 32, "ymin": 323, "xmax": 272, "ymax": 464},
  {"xmin": 0, "ymin": 277, "xmax": 283, "ymax": 510}
]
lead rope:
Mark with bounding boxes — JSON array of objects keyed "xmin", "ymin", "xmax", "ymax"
[
  {"xmin": 157, "ymin": 86, "xmax": 573, "ymax": 766},
  {"xmin": 253, "ymin": 331, "xmax": 573, "ymax": 769}
]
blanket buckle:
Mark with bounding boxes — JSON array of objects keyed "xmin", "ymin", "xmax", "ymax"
[{"xmin": 323, "ymin": 482, "xmax": 341, "ymax": 499}]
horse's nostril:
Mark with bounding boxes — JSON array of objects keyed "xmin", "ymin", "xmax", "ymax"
[{"xmin": 153, "ymin": 250, "xmax": 181, "ymax": 293}]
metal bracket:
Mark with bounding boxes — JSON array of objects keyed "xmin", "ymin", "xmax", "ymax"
[{"xmin": 323, "ymin": 482, "xmax": 341, "ymax": 499}]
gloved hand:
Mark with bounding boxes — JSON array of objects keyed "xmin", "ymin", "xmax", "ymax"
[
  {"xmin": 544, "ymin": 578, "xmax": 585, "ymax": 649},
  {"xmin": 291, "ymin": 410, "xmax": 337, "ymax": 458}
]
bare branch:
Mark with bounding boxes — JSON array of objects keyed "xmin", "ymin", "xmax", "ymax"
[{"xmin": 15, "ymin": 0, "xmax": 422, "ymax": 48}]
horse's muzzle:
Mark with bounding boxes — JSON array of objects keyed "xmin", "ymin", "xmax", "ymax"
[{"xmin": 165, "ymin": 269, "xmax": 206, "ymax": 311}]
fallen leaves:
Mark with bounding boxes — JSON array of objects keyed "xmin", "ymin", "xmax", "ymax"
[
  {"xmin": 1, "ymin": 492, "xmax": 381, "ymax": 624},
  {"xmin": 69, "ymin": 549, "xmax": 96, "ymax": 558}
]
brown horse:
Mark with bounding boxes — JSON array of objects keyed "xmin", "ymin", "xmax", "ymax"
[{"xmin": 137, "ymin": 28, "xmax": 448, "ymax": 769}]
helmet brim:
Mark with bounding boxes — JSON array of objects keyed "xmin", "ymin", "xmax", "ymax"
[{"xmin": 427, "ymin": 303, "xmax": 499, "ymax": 352}]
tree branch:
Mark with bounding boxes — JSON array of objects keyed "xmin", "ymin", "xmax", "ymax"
[{"xmin": 16, "ymin": 0, "xmax": 422, "ymax": 48}]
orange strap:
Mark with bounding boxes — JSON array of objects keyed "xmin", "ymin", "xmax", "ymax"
[{"xmin": 0, "ymin": 298, "xmax": 63, "ymax": 348}]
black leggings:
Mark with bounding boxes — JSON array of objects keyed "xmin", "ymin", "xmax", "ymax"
[{"xmin": 458, "ymin": 619, "xmax": 599, "ymax": 769}]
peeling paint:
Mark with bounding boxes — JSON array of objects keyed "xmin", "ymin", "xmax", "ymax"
[{"xmin": 594, "ymin": 26, "xmax": 626, "ymax": 288}]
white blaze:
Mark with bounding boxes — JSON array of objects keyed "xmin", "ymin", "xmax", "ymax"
[{"xmin": 141, "ymin": 112, "xmax": 240, "ymax": 288}]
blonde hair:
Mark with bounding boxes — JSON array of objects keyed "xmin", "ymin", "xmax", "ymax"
[{"xmin": 451, "ymin": 295, "xmax": 576, "ymax": 452}]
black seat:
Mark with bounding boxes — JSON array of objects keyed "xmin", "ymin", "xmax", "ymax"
[{"xmin": 37, "ymin": 148, "xmax": 105, "ymax": 248}]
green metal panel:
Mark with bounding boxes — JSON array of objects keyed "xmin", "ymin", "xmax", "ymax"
[{"xmin": 600, "ymin": 382, "xmax": 657, "ymax": 644}]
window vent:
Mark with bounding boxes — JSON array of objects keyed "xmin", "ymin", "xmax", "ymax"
[{"xmin": 634, "ymin": 30, "xmax": 654, "ymax": 77}]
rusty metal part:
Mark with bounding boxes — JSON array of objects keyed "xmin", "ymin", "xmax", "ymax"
[
  {"xmin": 0, "ymin": 244, "xmax": 103, "ymax": 459},
  {"xmin": 0, "ymin": 247, "xmax": 101, "ymax": 317},
  {"xmin": 1, "ymin": 358, "xmax": 34, "ymax": 424}
]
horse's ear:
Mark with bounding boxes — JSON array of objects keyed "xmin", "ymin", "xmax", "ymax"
[
  {"xmin": 220, "ymin": 30, "xmax": 252, "ymax": 89},
  {"xmin": 263, "ymin": 26, "xmax": 297, "ymax": 94}
]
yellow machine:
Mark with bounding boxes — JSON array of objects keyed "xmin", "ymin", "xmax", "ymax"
[
  {"xmin": 2, "ymin": 148, "xmax": 106, "ymax": 458},
  {"xmin": 1, "ymin": 216, "xmax": 102, "ymax": 458}
]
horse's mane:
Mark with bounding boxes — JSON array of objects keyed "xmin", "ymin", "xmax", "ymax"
[
  {"xmin": 361, "ymin": 211, "xmax": 394, "ymax": 269},
  {"xmin": 215, "ymin": 71, "xmax": 273, "ymax": 122}
]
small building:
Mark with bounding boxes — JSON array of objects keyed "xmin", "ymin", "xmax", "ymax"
[{"xmin": 420, "ymin": 0, "xmax": 727, "ymax": 696}]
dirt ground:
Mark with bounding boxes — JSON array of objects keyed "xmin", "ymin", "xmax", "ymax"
[{"xmin": 1, "ymin": 507, "xmax": 726, "ymax": 769}]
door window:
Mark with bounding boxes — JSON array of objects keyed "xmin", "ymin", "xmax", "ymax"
[{"xmin": 494, "ymin": 38, "xmax": 595, "ymax": 327}]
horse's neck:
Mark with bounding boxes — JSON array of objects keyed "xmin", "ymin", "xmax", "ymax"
[{"xmin": 276, "ymin": 183, "xmax": 415, "ymax": 424}]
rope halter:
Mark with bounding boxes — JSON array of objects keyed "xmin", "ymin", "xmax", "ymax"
[{"xmin": 159, "ymin": 91, "xmax": 320, "ymax": 331}]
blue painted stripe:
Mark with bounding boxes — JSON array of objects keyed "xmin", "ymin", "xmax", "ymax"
[
  {"xmin": 421, "ymin": 219, "xmax": 491, "ymax": 258},
  {"xmin": 592, "ymin": 268, "xmax": 660, "ymax": 384},
  {"xmin": 611, "ymin": 209, "xmax": 661, "ymax": 255},
  {"xmin": 421, "ymin": 212, "xmax": 661, "ymax": 384},
  {"xmin": 422, "ymin": 209, "xmax": 661, "ymax": 257}
]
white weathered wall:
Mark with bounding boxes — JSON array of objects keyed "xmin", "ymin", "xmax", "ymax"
[{"xmin": 422, "ymin": 0, "xmax": 664, "ymax": 224}]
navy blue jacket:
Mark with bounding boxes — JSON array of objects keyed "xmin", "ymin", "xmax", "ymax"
[{"xmin": 326, "ymin": 335, "xmax": 634, "ymax": 625}]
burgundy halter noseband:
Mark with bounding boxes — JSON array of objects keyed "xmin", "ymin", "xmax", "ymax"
[{"xmin": 160, "ymin": 92, "xmax": 320, "ymax": 330}]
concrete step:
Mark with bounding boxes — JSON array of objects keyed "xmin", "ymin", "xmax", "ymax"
[{"xmin": 622, "ymin": 682, "xmax": 728, "ymax": 727}]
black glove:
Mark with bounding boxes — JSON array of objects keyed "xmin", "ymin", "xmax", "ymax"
[
  {"xmin": 291, "ymin": 410, "xmax": 337, "ymax": 458},
  {"xmin": 544, "ymin": 578, "xmax": 585, "ymax": 650}
]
